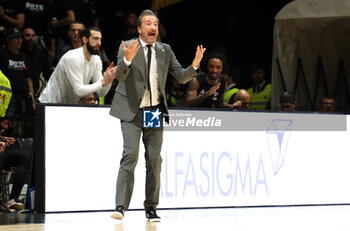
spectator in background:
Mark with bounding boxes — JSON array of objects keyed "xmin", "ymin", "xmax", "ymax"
[
  {"xmin": 24, "ymin": 0, "xmax": 51, "ymax": 52},
  {"xmin": 232, "ymin": 89, "xmax": 251, "ymax": 110},
  {"xmin": 223, "ymin": 66, "xmax": 239, "ymax": 104},
  {"xmin": 247, "ymin": 65, "xmax": 271, "ymax": 110},
  {"xmin": 72, "ymin": 0, "xmax": 99, "ymax": 28},
  {"xmin": 114, "ymin": 11, "xmax": 138, "ymax": 63},
  {"xmin": 56, "ymin": 21, "xmax": 84, "ymax": 61},
  {"xmin": 121, "ymin": 11, "xmax": 138, "ymax": 41},
  {"xmin": 48, "ymin": 0, "xmax": 75, "ymax": 66},
  {"xmin": 21, "ymin": 27, "xmax": 52, "ymax": 99},
  {"xmin": 0, "ymin": 120, "xmax": 31, "ymax": 212},
  {"xmin": 319, "ymin": 96, "xmax": 335, "ymax": 113},
  {"xmin": 77, "ymin": 92, "xmax": 98, "ymax": 104},
  {"xmin": 0, "ymin": 0, "xmax": 26, "ymax": 46},
  {"xmin": 186, "ymin": 52, "xmax": 234, "ymax": 109},
  {"xmin": 279, "ymin": 91, "xmax": 296, "ymax": 112},
  {"xmin": 0, "ymin": 28, "xmax": 35, "ymax": 137},
  {"xmin": 166, "ymin": 76, "xmax": 187, "ymax": 108}
]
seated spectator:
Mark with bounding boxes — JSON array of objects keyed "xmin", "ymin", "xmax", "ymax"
[
  {"xmin": 279, "ymin": 91, "xmax": 296, "ymax": 112},
  {"xmin": 21, "ymin": 27, "xmax": 52, "ymax": 99},
  {"xmin": 120, "ymin": 11, "xmax": 138, "ymax": 40},
  {"xmin": 319, "ymin": 96, "xmax": 335, "ymax": 113},
  {"xmin": 223, "ymin": 66, "xmax": 239, "ymax": 104},
  {"xmin": 0, "ymin": 0, "xmax": 25, "ymax": 46},
  {"xmin": 0, "ymin": 119, "xmax": 30, "ymax": 212},
  {"xmin": 113, "ymin": 11, "xmax": 138, "ymax": 64},
  {"xmin": 72, "ymin": 0, "xmax": 100, "ymax": 28},
  {"xmin": 77, "ymin": 92, "xmax": 98, "ymax": 104},
  {"xmin": 24, "ymin": 0, "xmax": 51, "ymax": 52},
  {"xmin": 56, "ymin": 21, "xmax": 85, "ymax": 62},
  {"xmin": 247, "ymin": 65, "xmax": 271, "ymax": 110},
  {"xmin": 0, "ymin": 27, "xmax": 35, "ymax": 137},
  {"xmin": 48, "ymin": 0, "xmax": 76, "ymax": 66},
  {"xmin": 185, "ymin": 52, "xmax": 234, "ymax": 109},
  {"xmin": 166, "ymin": 76, "xmax": 187, "ymax": 108},
  {"xmin": 232, "ymin": 89, "xmax": 251, "ymax": 110}
]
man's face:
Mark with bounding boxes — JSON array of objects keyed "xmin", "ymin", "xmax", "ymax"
[
  {"xmin": 23, "ymin": 28, "xmax": 36, "ymax": 47},
  {"xmin": 240, "ymin": 95, "xmax": 251, "ymax": 109},
  {"xmin": 281, "ymin": 102, "xmax": 296, "ymax": 111},
  {"xmin": 252, "ymin": 68, "xmax": 265, "ymax": 84},
  {"xmin": 78, "ymin": 93, "xmax": 97, "ymax": 104},
  {"xmin": 138, "ymin": 15, "xmax": 159, "ymax": 44},
  {"xmin": 320, "ymin": 98, "xmax": 335, "ymax": 112},
  {"xmin": 235, "ymin": 92, "xmax": 251, "ymax": 109},
  {"xmin": 125, "ymin": 13, "xmax": 137, "ymax": 27},
  {"xmin": 69, "ymin": 23, "xmax": 85, "ymax": 43},
  {"xmin": 84, "ymin": 30, "xmax": 102, "ymax": 55},
  {"xmin": 207, "ymin": 58, "xmax": 223, "ymax": 81},
  {"xmin": 7, "ymin": 36, "xmax": 22, "ymax": 51}
]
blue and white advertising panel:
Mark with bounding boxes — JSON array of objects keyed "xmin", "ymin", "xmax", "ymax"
[{"xmin": 43, "ymin": 106, "xmax": 350, "ymax": 212}]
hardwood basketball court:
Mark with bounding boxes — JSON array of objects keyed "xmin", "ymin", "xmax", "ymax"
[{"xmin": 1, "ymin": 205, "xmax": 350, "ymax": 231}]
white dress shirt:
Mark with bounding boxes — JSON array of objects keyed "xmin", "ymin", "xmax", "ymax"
[{"xmin": 124, "ymin": 39, "xmax": 161, "ymax": 107}]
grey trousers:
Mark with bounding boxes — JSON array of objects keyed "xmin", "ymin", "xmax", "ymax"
[{"xmin": 115, "ymin": 109, "xmax": 163, "ymax": 211}]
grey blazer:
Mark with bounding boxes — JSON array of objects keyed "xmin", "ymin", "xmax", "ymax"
[{"xmin": 109, "ymin": 38, "xmax": 198, "ymax": 122}]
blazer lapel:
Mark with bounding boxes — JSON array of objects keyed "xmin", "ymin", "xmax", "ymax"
[
  {"xmin": 155, "ymin": 42, "xmax": 165, "ymax": 91},
  {"xmin": 133, "ymin": 39, "xmax": 146, "ymax": 80}
]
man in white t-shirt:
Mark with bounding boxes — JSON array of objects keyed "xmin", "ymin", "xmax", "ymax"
[{"xmin": 39, "ymin": 27, "xmax": 117, "ymax": 104}]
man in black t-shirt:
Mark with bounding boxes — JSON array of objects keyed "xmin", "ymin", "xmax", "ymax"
[
  {"xmin": 21, "ymin": 27, "xmax": 52, "ymax": 98},
  {"xmin": 72, "ymin": 0, "xmax": 99, "ymax": 28},
  {"xmin": 185, "ymin": 52, "xmax": 241, "ymax": 109},
  {"xmin": 48, "ymin": 0, "xmax": 75, "ymax": 65},
  {"xmin": 187, "ymin": 71, "xmax": 226, "ymax": 108},
  {"xmin": 0, "ymin": 28, "xmax": 35, "ymax": 121},
  {"xmin": 0, "ymin": 0, "xmax": 25, "ymax": 45},
  {"xmin": 24, "ymin": 0, "xmax": 51, "ymax": 49}
]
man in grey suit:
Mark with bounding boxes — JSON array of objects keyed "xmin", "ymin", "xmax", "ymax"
[{"xmin": 110, "ymin": 10, "xmax": 206, "ymax": 222}]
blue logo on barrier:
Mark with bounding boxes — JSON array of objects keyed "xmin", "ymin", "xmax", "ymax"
[
  {"xmin": 266, "ymin": 119, "xmax": 292, "ymax": 175},
  {"xmin": 143, "ymin": 109, "xmax": 162, "ymax": 128}
]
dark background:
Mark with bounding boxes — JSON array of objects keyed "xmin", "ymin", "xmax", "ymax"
[{"xmin": 97, "ymin": 0, "xmax": 293, "ymax": 88}]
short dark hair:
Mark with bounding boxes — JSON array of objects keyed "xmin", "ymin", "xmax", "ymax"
[
  {"xmin": 322, "ymin": 95, "xmax": 334, "ymax": 100},
  {"xmin": 137, "ymin": 9, "xmax": 158, "ymax": 27},
  {"xmin": 203, "ymin": 51, "xmax": 228, "ymax": 73},
  {"xmin": 251, "ymin": 64, "xmax": 265, "ymax": 73},
  {"xmin": 70, "ymin": 21, "xmax": 85, "ymax": 29},
  {"xmin": 80, "ymin": 27, "xmax": 101, "ymax": 40}
]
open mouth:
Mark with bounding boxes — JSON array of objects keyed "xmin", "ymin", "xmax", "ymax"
[
  {"xmin": 210, "ymin": 73, "xmax": 219, "ymax": 79},
  {"xmin": 148, "ymin": 31, "xmax": 156, "ymax": 38}
]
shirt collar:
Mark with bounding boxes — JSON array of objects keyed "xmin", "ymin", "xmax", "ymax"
[
  {"xmin": 139, "ymin": 38, "xmax": 155, "ymax": 48},
  {"xmin": 255, "ymin": 80, "xmax": 266, "ymax": 89}
]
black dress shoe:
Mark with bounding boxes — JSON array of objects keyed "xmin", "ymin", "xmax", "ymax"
[
  {"xmin": 146, "ymin": 208, "xmax": 161, "ymax": 222},
  {"xmin": 111, "ymin": 206, "xmax": 125, "ymax": 220}
]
